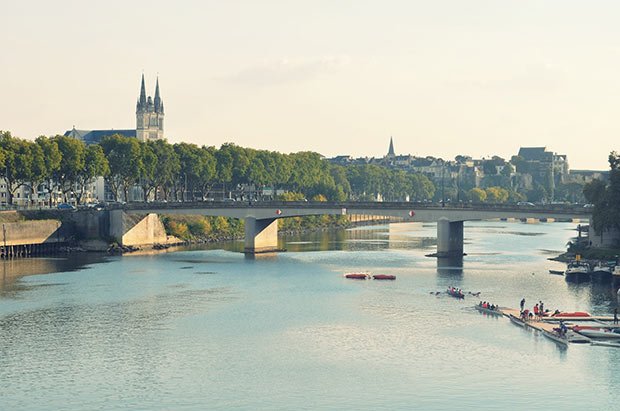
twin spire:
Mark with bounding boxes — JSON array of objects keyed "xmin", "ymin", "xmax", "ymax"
[{"xmin": 136, "ymin": 74, "xmax": 164, "ymax": 114}]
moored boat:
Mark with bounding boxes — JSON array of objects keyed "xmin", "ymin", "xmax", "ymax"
[
  {"xmin": 551, "ymin": 311, "xmax": 591, "ymax": 318},
  {"xmin": 564, "ymin": 261, "xmax": 591, "ymax": 283},
  {"xmin": 572, "ymin": 325, "xmax": 620, "ymax": 339},
  {"xmin": 542, "ymin": 329, "xmax": 569, "ymax": 347},
  {"xmin": 373, "ymin": 274, "xmax": 396, "ymax": 280},
  {"xmin": 591, "ymin": 262, "xmax": 612, "ymax": 283},
  {"xmin": 591, "ymin": 341, "xmax": 620, "ymax": 348},
  {"xmin": 509, "ymin": 314, "xmax": 526, "ymax": 327},
  {"xmin": 612, "ymin": 265, "xmax": 620, "ymax": 287},
  {"xmin": 344, "ymin": 273, "xmax": 370, "ymax": 280},
  {"xmin": 548, "ymin": 269, "xmax": 564, "ymax": 275}
]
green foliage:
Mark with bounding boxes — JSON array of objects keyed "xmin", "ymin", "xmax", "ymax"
[
  {"xmin": 469, "ymin": 188, "xmax": 487, "ymax": 203},
  {"xmin": 584, "ymin": 152, "xmax": 620, "ymax": 236},
  {"xmin": 485, "ymin": 186, "xmax": 509, "ymax": 203},
  {"xmin": 279, "ymin": 192, "xmax": 306, "ymax": 201}
]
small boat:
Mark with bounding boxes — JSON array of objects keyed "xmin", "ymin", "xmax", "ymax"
[
  {"xmin": 591, "ymin": 262, "xmax": 612, "ymax": 283},
  {"xmin": 548, "ymin": 269, "xmax": 564, "ymax": 275},
  {"xmin": 551, "ymin": 311, "xmax": 591, "ymax": 318},
  {"xmin": 344, "ymin": 273, "xmax": 369, "ymax": 280},
  {"xmin": 572, "ymin": 325, "xmax": 620, "ymax": 339},
  {"xmin": 372, "ymin": 274, "xmax": 396, "ymax": 280},
  {"xmin": 447, "ymin": 287, "xmax": 464, "ymax": 299},
  {"xmin": 542, "ymin": 329, "xmax": 569, "ymax": 347},
  {"xmin": 509, "ymin": 314, "xmax": 526, "ymax": 327},
  {"xmin": 564, "ymin": 261, "xmax": 591, "ymax": 282},
  {"xmin": 475, "ymin": 305, "xmax": 503, "ymax": 316},
  {"xmin": 613, "ymin": 266, "xmax": 620, "ymax": 287},
  {"xmin": 591, "ymin": 341, "xmax": 620, "ymax": 348}
]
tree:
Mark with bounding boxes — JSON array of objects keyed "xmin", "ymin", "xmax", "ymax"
[
  {"xmin": 485, "ymin": 186, "xmax": 509, "ymax": 203},
  {"xmin": 150, "ymin": 140, "xmax": 180, "ymax": 201},
  {"xmin": 501, "ymin": 163, "xmax": 514, "ymax": 176},
  {"xmin": 76, "ymin": 144, "xmax": 109, "ymax": 204},
  {"xmin": 100, "ymin": 135, "xmax": 142, "ymax": 201},
  {"xmin": 52, "ymin": 135, "xmax": 86, "ymax": 203},
  {"xmin": 35, "ymin": 136, "xmax": 61, "ymax": 204},
  {"xmin": 0, "ymin": 134, "xmax": 47, "ymax": 204},
  {"xmin": 137, "ymin": 142, "xmax": 158, "ymax": 201},
  {"xmin": 469, "ymin": 187, "xmax": 487, "ymax": 203}
]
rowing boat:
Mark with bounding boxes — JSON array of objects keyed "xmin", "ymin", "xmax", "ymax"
[
  {"xmin": 542, "ymin": 330, "xmax": 569, "ymax": 347},
  {"xmin": 475, "ymin": 305, "xmax": 503, "ymax": 316}
]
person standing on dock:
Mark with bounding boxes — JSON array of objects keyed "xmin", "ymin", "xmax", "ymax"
[
  {"xmin": 540, "ymin": 301, "xmax": 544, "ymax": 317},
  {"xmin": 520, "ymin": 298, "xmax": 525, "ymax": 313},
  {"xmin": 533, "ymin": 304, "xmax": 539, "ymax": 319}
]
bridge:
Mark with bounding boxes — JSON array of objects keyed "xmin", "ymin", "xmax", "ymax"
[{"xmin": 113, "ymin": 201, "xmax": 592, "ymax": 256}]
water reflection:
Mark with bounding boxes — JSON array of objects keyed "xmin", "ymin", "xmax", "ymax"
[
  {"xmin": 0, "ymin": 254, "xmax": 107, "ymax": 295},
  {"xmin": 437, "ymin": 256, "xmax": 464, "ymax": 277}
]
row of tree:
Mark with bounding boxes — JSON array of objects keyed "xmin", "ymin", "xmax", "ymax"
[
  {"xmin": 0, "ymin": 130, "xmax": 591, "ymax": 207},
  {"xmin": 0, "ymin": 131, "xmax": 437, "ymax": 205}
]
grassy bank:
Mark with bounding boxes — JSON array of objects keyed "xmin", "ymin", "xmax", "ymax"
[{"xmin": 160, "ymin": 214, "xmax": 351, "ymax": 243}]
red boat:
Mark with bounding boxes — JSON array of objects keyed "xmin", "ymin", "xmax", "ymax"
[
  {"xmin": 373, "ymin": 274, "xmax": 396, "ymax": 280},
  {"xmin": 552, "ymin": 311, "xmax": 591, "ymax": 318},
  {"xmin": 345, "ymin": 273, "xmax": 369, "ymax": 280}
]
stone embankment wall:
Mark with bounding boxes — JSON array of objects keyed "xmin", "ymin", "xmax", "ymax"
[
  {"xmin": 109, "ymin": 210, "xmax": 177, "ymax": 246},
  {"xmin": 0, "ymin": 213, "xmax": 70, "ymax": 258}
]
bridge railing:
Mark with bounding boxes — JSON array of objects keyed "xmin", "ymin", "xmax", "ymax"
[{"xmin": 116, "ymin": 200, "xmax": 591, "ymax": 215}]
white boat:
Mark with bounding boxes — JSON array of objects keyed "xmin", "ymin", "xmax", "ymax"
[
  {"xmin": 572, "ymin": 326, "xmax": 620, "ymax": 339},
  {"xmin": 591, "ymin": 341, "xmax": 620, "ymax": 348},
  {"xmin": 564, "ymin": 261, "xmax": 591, "ymax": 282},
  {"xmin": 542, "ymin": 329, "xmax": 569, "ymax": 347},
  {"xmin": 591, "ymin": 262, "xmax": 612, "ymax": 283}
]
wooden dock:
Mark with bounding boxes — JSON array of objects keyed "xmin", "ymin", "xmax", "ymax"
[{"xmin": 483, "ymin": 307, "xmax": 593, "ymax": 344}]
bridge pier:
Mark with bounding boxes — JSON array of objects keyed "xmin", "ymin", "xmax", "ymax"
[
  {"xmin": 436, "ymin": 218, "xmax": 464, "ymax": 258},
  {"xmin": 244, "ymin": 217, "xmax": 279, "ymax": 253}
]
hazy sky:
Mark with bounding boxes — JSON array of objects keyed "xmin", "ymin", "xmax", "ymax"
[{"xmin": 1, "ymin": 0, "xmax": 619, "ymax": 170}]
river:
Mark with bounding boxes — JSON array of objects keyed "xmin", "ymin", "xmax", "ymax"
[{"xmin": 1, "ymin": 221, "xmax": 619, "ymax": 410}]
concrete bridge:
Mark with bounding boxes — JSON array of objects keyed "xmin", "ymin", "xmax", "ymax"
[{"xmin": 114, "ymin": 201, "xmax": 592, "ymax": 256}]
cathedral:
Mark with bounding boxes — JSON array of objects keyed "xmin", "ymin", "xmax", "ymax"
[{"xmin": 65, "ymin": 74, "xmax": 165, "ymax": 143}]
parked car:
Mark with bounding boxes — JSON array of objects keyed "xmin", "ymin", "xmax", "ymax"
[
  {"xmin": 57, "ymin": 203, "xmax": 76, "ymax": 210},
  {"xmin": 517, "ymin": 202, "xmax": 535, "ymax": 207}
]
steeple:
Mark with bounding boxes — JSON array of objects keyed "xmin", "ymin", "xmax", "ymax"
[
  {"xmin": 139, "ymin": 74, "xmax": 147, "ymax": 107},
  {"xmin": 387, "ymin": 136, "xmax": 395, "ymax": 157},
  {"xmin": 154, "ymin": 77, "xmax": 162, "ymax": 113}
]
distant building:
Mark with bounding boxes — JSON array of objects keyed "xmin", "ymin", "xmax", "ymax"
[
  {"xmin": 65, "ymin": 74, "xmax": 164, "ymax": 144},
  {"xmin": 515, "ymin": 147, "xmax": 569, "ymax": 198}
]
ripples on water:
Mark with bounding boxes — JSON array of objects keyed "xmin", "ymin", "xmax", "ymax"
[{"xmin": 1, "ymin": 221, "xmax": 620, "ymax": 410}]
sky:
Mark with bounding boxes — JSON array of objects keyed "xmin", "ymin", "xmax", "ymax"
[{"xmin": 1, "ymin": 0, "xmax": 619, "ymax": 170}]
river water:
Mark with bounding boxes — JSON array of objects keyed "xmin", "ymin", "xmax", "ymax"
[{"xmin": 1, "ymin": 221, "xmax": 619, "ymax": 410}]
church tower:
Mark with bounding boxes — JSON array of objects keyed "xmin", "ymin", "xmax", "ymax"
[
  {"xmin": 387, "ymin": 136, "xmax": 395, "ymax": 158},
  {"xmin": 136, "ymin": 74, "xmax": 164, "ymax": 141}
]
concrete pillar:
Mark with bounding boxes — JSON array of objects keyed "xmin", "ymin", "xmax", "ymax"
[
  {"xmin": 244, "ymin": 217, "xmax": 279, "ymax": 253},
  {"xmin": 436, "ymin": 218, "xmax": 464, "ymax": 257}
]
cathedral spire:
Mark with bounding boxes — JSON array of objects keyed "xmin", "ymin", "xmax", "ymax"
[
  {"xmin": 387, "ymin": 136, "xmax": 395, "ymax": 157},
  {"xmin": 154, "ymin": 76, "xmax": 162, "ymax": 113},
  {"xmin": 139, "ymin": 74, "xmax": 147, "ymax": 107}
]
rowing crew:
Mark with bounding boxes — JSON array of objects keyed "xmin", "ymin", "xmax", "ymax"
[{"xmin": 478, "ymin": 301, "xmax": 498, "ymax": 311}]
